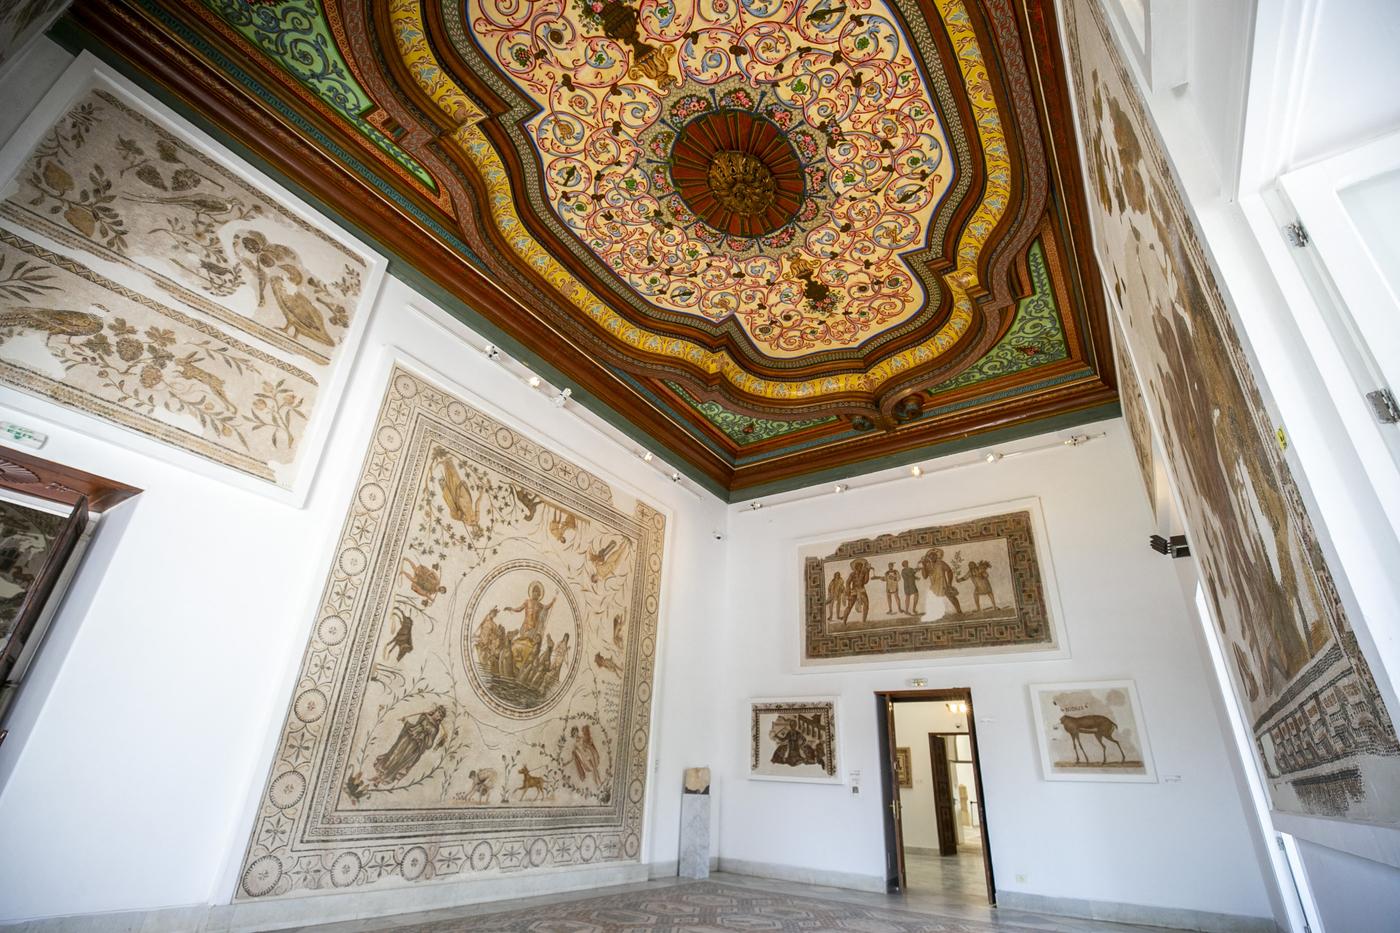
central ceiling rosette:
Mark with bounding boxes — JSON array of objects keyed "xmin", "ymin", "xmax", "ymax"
[
  {"xmin": 93, "ymin": 0, "xmax": 1116, "ymax": 492},
  {"xmin": 469, "ymin": 0, "xmax": 955, "ymax": 358}
]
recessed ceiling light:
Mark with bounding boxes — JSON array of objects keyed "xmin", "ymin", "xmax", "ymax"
[
  {"xmin": 910, "ymin": 465, "xmax": 923, "ymax": 477},
  {"xmin": 642, "ymin": 451, "xmax": 654, "ymax": 462},
  {"xmin": 527, "ymin": 375, "xmax": 542, "ymax": 388}
]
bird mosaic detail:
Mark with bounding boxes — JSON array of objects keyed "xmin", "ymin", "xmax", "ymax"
[{"xmin": 0, "ymin": 306, "xmax": 104, "ymax": 337}]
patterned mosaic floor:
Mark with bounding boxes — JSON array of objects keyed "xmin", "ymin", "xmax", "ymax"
[{"xmin": 292, "ymin": 875, "xmax": 1190, "ymax": 933}]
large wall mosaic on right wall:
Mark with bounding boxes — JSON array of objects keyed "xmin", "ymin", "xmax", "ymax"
[{"xmin": 1063, "ymin": 0, "xmax": 1399, "ymax": 825}]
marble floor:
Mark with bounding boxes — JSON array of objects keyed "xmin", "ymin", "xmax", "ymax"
[
  {"xmin": 905, "ymin": 847, "xmax": 993, "ymax": 907},
  {"xmin": 287, "ymin": 871, "xmax": 1192, "ymax": 933}
]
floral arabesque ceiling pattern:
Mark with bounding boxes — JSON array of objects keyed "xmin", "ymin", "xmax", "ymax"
[{"xmin": 62, "ymin": 0, "xmax": 1116, "ymax": 495}]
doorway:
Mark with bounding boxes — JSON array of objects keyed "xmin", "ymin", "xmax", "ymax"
[{"xmin": 876, "ymin": 689, "xmax": 995, "ymax": 906}]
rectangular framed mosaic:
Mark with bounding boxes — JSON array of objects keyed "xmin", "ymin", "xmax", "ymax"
[
  {"xmin": 749, "ymin": 697, "xmax": 842, "ymax": 784},
  {"xmin": 234, "ymin": 359, "xmax": 667, "ymax": 900},
  {"xmin": 1029, "ymin": 680, "xmax": 1157, "ymax": 783},
  {"xmin": 798, "ymin": 498, "xmax": 1065, "ymax": 668},
  {"xmin": 894, "ymin": 746, "xmax": 913, "ymax": 788},
  {"xmin": 0, "ymin": 54, "xmax": 385, "ymax": 504}
]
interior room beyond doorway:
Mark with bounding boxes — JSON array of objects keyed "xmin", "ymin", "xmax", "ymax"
[{"xmin": 892, "ymin": 697, "xmax": 991, "ymax": 907}]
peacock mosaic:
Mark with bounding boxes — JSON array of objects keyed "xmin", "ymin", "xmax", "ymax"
[
  {"xmin": 1066, "ymin": 0, "xmax": 1400, "ymax": 824},
  {"xmin": 236, "ymin": 364, "xmax": 666, "ymax": 900},
  {"xmin": 0, "ymin": 73, "xmax": 373, "ymax": 490}
]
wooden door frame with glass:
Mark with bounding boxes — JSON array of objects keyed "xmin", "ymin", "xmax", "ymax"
[{"xmin": 874, "ymin": 688, "xmax": 996, "ymax": 904}]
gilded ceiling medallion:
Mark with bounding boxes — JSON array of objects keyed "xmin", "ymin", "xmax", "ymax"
[
  {"xmin": 87, "ymin": 0, "xmax": 1117, "ymax": 493},
  {"xmin": 671, "ymin": 109, "xmax": 802, "ymax": 236},
  {"xmin": 471, "ymin": 1, "xmax": 957, "ymax": 357}
]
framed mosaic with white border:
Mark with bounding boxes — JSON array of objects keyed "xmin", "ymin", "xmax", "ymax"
[
  {"xmin": 1029, "ymin": 680, "xmax": 1157, "ymax": 783},
  {"xmin": 0, "ymin": 54, "xmax": 385, "ymax": 504},
  {"xmin": 235, "ymin": 359, "xmax": 666, "ymax": 900},
  {"xmin": 749, "ymin": 696, "xmax": 842, "ymax": 784},
  {"xmin": 798, "ymin": 498, "xmax": 1066, "ymax": 668}
]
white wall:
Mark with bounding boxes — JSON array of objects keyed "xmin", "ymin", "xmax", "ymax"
[
  {"xmin": 0, "ymin": 43, "xmax": 727, "ymax": 923},
  {"xmin": 716, "ymin": 421, "xmax": 1276, "ymax": 922},
  {"xmin": 892, "ymin": 701, "xmax": 970, "ymax": 851}
]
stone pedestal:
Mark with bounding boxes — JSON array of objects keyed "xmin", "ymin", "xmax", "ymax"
[{"xmin": 679, "ymin": 766, "xmax": 711, "ymax": 879}]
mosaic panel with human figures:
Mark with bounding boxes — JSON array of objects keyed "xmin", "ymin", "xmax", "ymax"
[
  {"xmin": 800, "ymin": 508, "xmax": 1059, "ymax": 665},
  {"xmin": 0, "ymin": 71, "xmax": 374, "ymax": 490},
  {"xmin": 1065, "ymin": 0, "xmax": 1399, "ymax": 824},
  {"xmin": 236, "ymin": 364, "xmax": 666, "ymax": 900}
]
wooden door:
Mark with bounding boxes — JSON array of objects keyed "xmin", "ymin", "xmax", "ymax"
[
  {"xmin": 876, "ymin": 694, "xmax": 907, "ymax": 891},
  {"xmin": 929, "ymin": 735, "xmax": 958, "ymax": 856}
]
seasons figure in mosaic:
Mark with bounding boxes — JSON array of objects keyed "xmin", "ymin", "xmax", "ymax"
[
  {"xmin": 372, "ymin": 704, "xmax": 448, "ymax": 786},
  {"xmin": 840, "ymin": 558, "xmax": 871, "ymax": 624},
  {"xmin": 825, "ymin": 570, "xmax": 845, "ymax": 622},
  {"xmin": 919, "ymin": 548, "xmax": 963, "ymax": 618}
]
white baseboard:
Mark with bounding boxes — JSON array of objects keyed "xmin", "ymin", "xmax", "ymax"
[
  {"xmin": 996, "ymin": 890, "xmax": 1279, "ymax": 933},
  {"xmin": 715, "ymin": 857, "xmax": 886, "ymax": 893},
  {"xmin": 646, "ymin": 856, "xmax": 718, "ymax": 879},
  {"xmin": 1, "ymin": 862, "xmax": 651, "ymax": 933}
]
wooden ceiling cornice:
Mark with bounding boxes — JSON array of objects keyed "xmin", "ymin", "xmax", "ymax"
[{"xmin": 54, "ymin": 0, "xmax": 1116, "ymax": 498}]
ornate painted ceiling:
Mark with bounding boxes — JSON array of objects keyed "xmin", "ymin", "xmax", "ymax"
[{"xmin": 57, "ymin": 0, "xmax": 1117, "ymax": 496}]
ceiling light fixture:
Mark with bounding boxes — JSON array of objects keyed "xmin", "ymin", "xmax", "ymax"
[
  {"xmin": 946, "ymin": 700, "xmax": 969, "ymax": 715},
  {"xmin": 670, "ymin": 471, "xmax": 682, "ymax": 482},
  {"xmin": 527, "ymin": 375, "xmax": 542, "ymax": 388},
  {"xmin": 833, "ymin": 483, "xmax": 848, "ymax": 493},
  {"xmin": 984, "ymin": 451, "xmax": 1002, "ymax": 463},
  {"xmin": 642, "ymin": 451, "xmax": 654, "ymax": 462},
  {"xmin": 910, "ymin": 465, "xmax": 923, "ymax": 477},
  {"xmin": 749, "ymin": 501, "xmax": 763, "ymax": 510},
  {"xmin": 552, "ymin": 387, "xmax": 572, "ymax": 408},
  {"xmin": 483, "ymin": 344, "xmax": 501, "ymax": 361}
]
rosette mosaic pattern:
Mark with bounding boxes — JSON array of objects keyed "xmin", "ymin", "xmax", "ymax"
[{"xmin": 75, "ymin": 0, "xmax": 1115, "ymax": 494}]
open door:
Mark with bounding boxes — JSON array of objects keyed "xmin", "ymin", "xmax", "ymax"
[
  {"xmin": 929, "ymin": 734, "xmax": 958, "ymax": 856},
  {"xmin": 875, "ymin": 694, "xmax": 907, "ymax": 892}
]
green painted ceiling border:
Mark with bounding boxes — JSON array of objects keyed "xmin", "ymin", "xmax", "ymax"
[
  {"xmin": 46, "ymin": 17, "xmax": 1122, "ymax": 504},
  {"xmin": 731, "ymin": 400, "xmax": 1122, "ymax": 502},
  {"xmin": 47, "ymin": 14, "xmax": 732, "ymax": 500}
]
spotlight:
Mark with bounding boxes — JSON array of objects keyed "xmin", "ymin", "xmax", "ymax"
[
  {"xmin": 527, "ymin": 375, "xmax": 542, "ymax": 388},
  {"xmin": 910, "ymin": 465, "xmax": 923, "ymax": 477},
  {"xmin": 749, "ymin": 501, "xmax": 763, "ymax": 510},
  {"xmin": 670, "ymin": 471, "xmax": 682, "ymax": 483},
  {"xmin": 484, "ymin": 344, "xmax": 501, "ymax": 361},
  {"xmin": 552, "ymin": 387, "xmax": 572, "ymax": 408},
  {"xmin": 984, "ymin": 451, "xmax": 1002, "ymax": 463},
  {"xmin": 642, "ymin": 451, "xmax": 654, "ymax": 462},
  {"xmin": 1149, "ymin": 534, "xmax": 1190, "ymax": 558},
  {"xmin": 833, "ymin": 483, "xmax": 847, "ymax": 494}
]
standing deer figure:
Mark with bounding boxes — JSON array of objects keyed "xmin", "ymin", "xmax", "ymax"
[{"xmin": 1060, "ymin": 714, "xmax": 1126, "ymax": 765}]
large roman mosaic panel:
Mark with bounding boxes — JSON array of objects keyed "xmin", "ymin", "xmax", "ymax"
[
  {"xmin": 0, "ymin": 62, "xmax": 378, "ymax": 495},
  {"xmin": 799, "ymin": 505, "xmax": 1060, "ymax": 666},
  {"xmin": 236, "ymin": 364, "xmax": 666, "ymax": 900},
  {"xmin": 1111, "ymin": 312, "xmax": 1154, "ymax": 505},
  {"xmin": 1065, "ymin": 0, "xmax": 1400, "ymax": 824}
]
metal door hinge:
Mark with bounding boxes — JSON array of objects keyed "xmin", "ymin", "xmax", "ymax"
[
  {"xmin": 1366, "ymin": 388, "xmax": 1399, "ymax": 424},
  {"xmin": 1283, "ymin": 221, "xmax": 1310, "ymax": 248}
]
